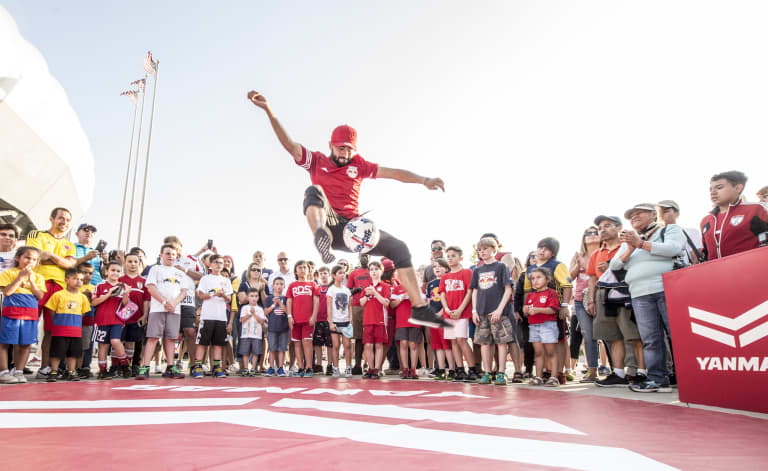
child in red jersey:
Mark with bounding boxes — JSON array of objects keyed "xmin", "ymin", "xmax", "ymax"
[
  {"xmin": 287, "ymin": 260, "xmax": 318, "ymax": 377},
  {"xmin": 391, "ymin": 272, "xmax": 423, "ymax": 379},
  {"xmin": 120, "ymin": 253, "xmax": 151, "ymax": 375},
  {"xmin": 312, "ymin": 266, "xmax": 333, "ymax": 375},
  {"xmin": 44, "ymin": 269, "xmax": 90, "ymax": 382},
  {"xmin": 523, "ymin": 268, "xmax": 560, "ymax": 387},
  {"xmin": 439, "ymin": 246, "xmax": 478, "ymax": 381},
  {"xmin": 427, "ymin": 259, "xmax": 455, "ymax": 380},
  {"xmin": 359, "ymin": 260, "xmax": 391, "ymax": 379},
  {"xmin": 92, "ymin": 261, "xmax": 131, "ymax": 379}
]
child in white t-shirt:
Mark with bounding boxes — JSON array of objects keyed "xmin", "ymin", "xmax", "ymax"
[
  {"xmin": 239, "ymin": 289, "xmax": 266, "ymax": 376},
  {"xmin": 326, "ymin": 264, "xmax": 353, "ymax": 377},
  {"xmin": 191, "ymin": 255, "xmax": 233, "ymax": 379}
]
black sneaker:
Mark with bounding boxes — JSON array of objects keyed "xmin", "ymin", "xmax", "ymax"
[
  {"xmin": 312, "ymin": 364, "xmax": 323, "ymax": 374},
  {"xmin": 47, "ymin": 371, "xmax": 59, "ymax": 382},
  {"xmin": 351, "ymin": 365, "xmax": 363, "ymax": 375},
  {"xmin": 98, "ymin": 369, "xmax": 113, "ymax": 380},
  {"xmin": 631, "ymin": 373, "xmax": 648, "ymax": 386},
  {"xmin": 67, "ymin": 371, "xmax": 80, "ymax": 381},
  {"xmin": 121, "ymin": 364, "xmax": 132, "ymax": 378},
  {"xmin": 668, "ymin": 373, "xmax": 677, "ymax": 387},
  {"xmin": 446, "ymin": 369, "xmax": 456, "ymax": 381},
  {"xmin": 454, "ymin": 368, "xmax": 467, "ymax": 382},
  {"xmin": 370, "ymin": 369, "xmax": 380, "ymax": 379},
  {"xmin": 362, "ymin": 368, "xmax": 373, "ymax": 379},
  {"xmin": 325, "ymin": 364, "xmax": 334, "ymax": 376},
  {"xmin": 78, "ymin": 367, "xmax": 92, "ymax": 379},
  {"xmin": 314, "ymin": 227, "xmax": 336, "ymax": 264},
  {"xmin": 408, "ymin": 304, "xmax": 449, "ymax": 328},
  {"xmin": 433, "ymin": 369, "xmax": 446, "ymax": 380},
  {"xmin": 465, "ymin": 367, "xmax": 479, "ymax": 381},
  {"xmin": 595, "ymin": 373, "xmax": 629, "ymax": 388}
]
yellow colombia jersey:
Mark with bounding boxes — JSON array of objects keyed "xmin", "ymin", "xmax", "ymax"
[
  {"xmin": 231, "ymin": 277, "xmax": 240, "ymax": 312},
  {"xmin": 44, "ymin": 289, "xmax": 90, "ymax": 337},
  {"xmin": 523, "ymin": 260, "xmax": 573, "ymax": 300},
  {"xmin": 26, "ymin": 231, "xmax": 76, "ymax": 288}
]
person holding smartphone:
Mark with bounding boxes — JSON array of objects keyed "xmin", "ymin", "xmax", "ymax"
[{"xmin": 74, "ymin": 223, "xmax": 104, "ymax": 286}]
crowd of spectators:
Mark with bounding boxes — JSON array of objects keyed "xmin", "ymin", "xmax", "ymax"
[{"xmin": 0, "ymin": 171, "xmax": 766, "ymax": 393}]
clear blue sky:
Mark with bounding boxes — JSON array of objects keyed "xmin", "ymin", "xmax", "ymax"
[{"xmin": 6, "ymin": 1, "xmax": 768, "ymax": 269}]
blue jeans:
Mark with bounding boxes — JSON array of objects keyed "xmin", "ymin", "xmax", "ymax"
[
  {"xmin": 574, "ymin": 301, "xmax": 598, "ymax": 368},
  {"xmin": 631, "ymin": 292, "xmax": 670, "ymax": 384}
]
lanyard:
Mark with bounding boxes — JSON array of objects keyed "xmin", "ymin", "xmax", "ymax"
[{"xmin": 713, "ymin": 205, "xmax": 732, "ymax": 259}]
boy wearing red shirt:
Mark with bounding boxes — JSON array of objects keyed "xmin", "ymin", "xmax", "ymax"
[
  {"xmin": 439, "ymin": 246, "xmax": 478, "ymax": 381},
  {"xmin": 391, "ymin": 276, "xmax": 423, "ymax": 379},
  {"xmin": 312, "ymin": 267, "xmax": 333, "ymax": 375},
  {"xmin": 523, "ymin": 268, "xmax": 561, "ymax": 387},
  {"xmin": 346, "ymin": 254, "xmax": 371, "ymax": 374},
  {"xmin": 287, "ymin": 260, "xmax": 318, "ymax": 377},
  {"xmin": 120, "ymin": 253, "xmax": 151, "ymax": 375},
  {"xmin": 92, "ymin": 261, "xmax": 131, "ymax": 380},
  {"xmin": 360, "ymin": 261, "xmax": 390, "ymax": 379}
]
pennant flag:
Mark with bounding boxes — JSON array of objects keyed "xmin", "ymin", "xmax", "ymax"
[
  {"xmin": 130, "ymin": 78, "xmax": 146, "ymax": 90},
  {"xmin": 120, "ymin": 90, "xmax": 138, "ymax": 104},
  {"xmin": 144, "ymin": 51, "xmax": 157, "ymax": 77}
]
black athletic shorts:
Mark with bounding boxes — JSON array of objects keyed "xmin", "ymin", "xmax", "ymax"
[
  {"xmin": 121, "ymin": 322, "xmax": 144, "ymax": 343},
  {"xmin": 303, "ymin": 185, "xmax": 413, "ymax": 269},
  {"xmin": 51, "ymin": 336, "xmax": 82, "ymax": 359},
  {"xmin": 180, "ymin": 305, "xmax": 197, "ymax": 330},
  {"xmin": 196, "ymin": 319, "xmax": 228, "ymax": 347},
  {"xmin": 312, "ymin": 321, "xmax": 333, "ymax": 347}
]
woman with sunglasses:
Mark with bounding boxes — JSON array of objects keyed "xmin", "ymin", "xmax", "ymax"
[{"xmin": 569, "ymin": 227, "xmax": 601, "ymax": 382}]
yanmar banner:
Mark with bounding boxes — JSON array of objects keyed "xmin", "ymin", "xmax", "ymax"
[{"xmin": 664, "ymin": 246, "xmax": 768, "ymax": 414}]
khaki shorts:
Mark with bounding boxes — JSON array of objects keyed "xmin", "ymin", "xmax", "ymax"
[
  {"xmin": 473, "ymin": 315, "xmax": 516, "ymax": 345},
  {"xmin": 147, "ymin": 312, "xmax": 181, "ymax": 339},
  {"xmin": 351, "ymin": 305, "xmax": 364, "ymax": 340},
  {"xmin": 592, "ymin": 288, "xmax": 641, "ymax": 341}
]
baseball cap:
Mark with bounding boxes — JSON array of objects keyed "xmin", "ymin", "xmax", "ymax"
[
  {"xmin": 381, "ymin": 258, "xmax": 395, "ymax": 271},
  {"xmin": 331, "ymin": 125, "xmax": 357, "ymax": 150},
  {"xmin": 481, "ymin": 232, "xmax": 498, "ymax": 240},
  {"xmin": 77, "ymin": 223, "xmax": 97, "ymax": 232},
  {"xmin": 624, "ymin": 203, "xmax": 656, "ymax": 219},
  {"xmin": 657, "ymin": 200, "xmax": 680, "ymax": 212},
  {"xmin": 593, "ymin": 215, "xmax": 622, "ymax": 226}
]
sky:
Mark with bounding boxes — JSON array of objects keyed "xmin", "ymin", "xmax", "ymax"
[{"xmin": 5, "ymin": 1, "xmax": 768, "ymax": 271}]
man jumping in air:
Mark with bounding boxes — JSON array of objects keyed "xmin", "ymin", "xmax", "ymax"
[{"xmin": 247, "ymin": 90, "xmax": 447, "ymax": 328}]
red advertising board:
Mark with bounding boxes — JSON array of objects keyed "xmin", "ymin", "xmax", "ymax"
[{"xmin": 664, "ymin": 246, "xmax": 768, "ymax": 414}]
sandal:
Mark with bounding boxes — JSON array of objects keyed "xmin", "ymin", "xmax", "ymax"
[
  {"xmin": 528, "ymin": 376, "xmax": 543, "ymax": 386},
  {"xmin": 545, "ymin": 377, "xmax": 560, "ymax": 387}
]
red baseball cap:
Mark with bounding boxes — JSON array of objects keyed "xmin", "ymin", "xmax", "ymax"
[
  {"xmin": 331, "ymin": 125, "xmax": 357, "ymax": 150},
  {"xmin": 381, "ymin": 258, "xmax": 395, "ymax": 271}
]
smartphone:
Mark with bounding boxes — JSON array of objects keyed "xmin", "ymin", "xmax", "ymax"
[
  {"xmin": 207, "ymin": 239, "xmax": 213, "ymax": 250},
  {"xmin": 95, "ymin": 240, "xmax": 107, "ymax": 252}
]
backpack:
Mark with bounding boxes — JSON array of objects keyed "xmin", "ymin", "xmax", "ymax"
[{"xmin": 660, "ymin": 226, "xmax": 701, "ymax": 270}]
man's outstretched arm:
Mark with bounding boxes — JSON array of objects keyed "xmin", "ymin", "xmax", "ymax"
[
  {"xmin": 247, "ymin": 91, "xmax": 302, "ymax": 163},
  {"xmin": 376, "ymin": 167, "xmax": 445, "ymax": 192}
]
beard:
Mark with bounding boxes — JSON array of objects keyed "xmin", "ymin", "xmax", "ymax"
[{"xmin": 330, "ymin": 151, "xmax": 350, "ymax": 167}]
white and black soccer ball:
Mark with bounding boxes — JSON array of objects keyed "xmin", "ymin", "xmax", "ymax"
[{"xmin": 342, "ymin": 216, "xmax": 380, "ymax": 254}]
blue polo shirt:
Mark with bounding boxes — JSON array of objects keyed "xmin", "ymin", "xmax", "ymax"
[{"xmin": 75, "ymin": 243, "xmax": 103, "ymax": 285}]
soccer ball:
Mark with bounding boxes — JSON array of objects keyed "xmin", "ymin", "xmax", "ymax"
[{"xmin": 342, "ymin": 216, "xmax": 380, "ymax": 254}]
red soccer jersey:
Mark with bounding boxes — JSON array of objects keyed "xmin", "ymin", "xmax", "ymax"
[
  {"xmin": 287, "ymin": 281, "xmax": 316, "ymax": 323},
  {"xmin": 95, "ymin": 281, "xmax": 124, "ymax": 326},
  {"xmin": 346, "ymin": 267, "xmax": 372, "ymax": 306},
  {"xmin": 438, "ymin": 268, "xmax": 473, "ymax": 319},
  {"xmin": 362, "ymin": 281, "xmax": 390, "ymax": 326},
  {"xmin": 700, "ymin": 201, "xmax": 768, "ymax": 260},
  {"xmin": 297, "ymin": 146, "xmax": 378, "ymax": 219},
  {"xmin": 525, "ymin": 288, "xmax": 560, "ymax": 325},
  {"xmin": 314, "ymin": 284, "xmax": 329, "ymax": 322},
  {"xmin": 119, "ymin": 275, "xmax": 151, "ymax": 323},
  {"xmin": 392, "ymin": 284, "xmax": 418, "ymax": 329}
]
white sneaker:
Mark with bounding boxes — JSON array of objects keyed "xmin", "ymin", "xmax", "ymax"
[
  {"xmin": 344, "ymin": 366, "xmax": 352, "ymax": 377},
  {"xmin": 228, "ymin": 365, "xmax": 239, "ymax": 374},
  {"xmin": 202, "ymin": 364, "xmax": 211, "ymax": 373},
  {"xmin": 13, "ymin": 371, "xmax": 27, "ymax": 383},
  {"xmin": 35, "ymin": 366, "xmax": 51, "ymax": 379},
  {"xmin": 0, "ymin": 372, "xmax": 18, "ymax": 384},
  {"xmin": 289, "ymin": 365, "xmax": 298, "ymax": 376},
  {"xmin": 332, "ymin": 366, "xmax": 340, "ymax": 378}
]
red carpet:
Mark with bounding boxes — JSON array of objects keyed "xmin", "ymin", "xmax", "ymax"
[{"xmin": 1, "ymin": 377, "xmax": 765, "ymax": 470}]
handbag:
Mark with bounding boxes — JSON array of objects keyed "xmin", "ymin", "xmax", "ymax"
[{"xmin": 116, "ymin": 301, "xmax": 139, "ymax": 322}]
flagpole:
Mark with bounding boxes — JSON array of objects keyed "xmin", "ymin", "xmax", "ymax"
[
  {"xmin": 125, "ymin": 77, "xmax": 147, "ymax": 251},
  {"xmin": 117, "ymin": 95, "xmax": 138, "ymax": 250},
  {"xmin": 136, "ymin": 60, "xmax": 158, "ymax": 248}
]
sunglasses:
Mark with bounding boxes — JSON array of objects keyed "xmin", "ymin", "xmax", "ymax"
[
  {"xmin": 278, "ymin": 258, "xmax": 288, "ymax": 262},
  {"xmin": 250, "ymin": 268, "xmax": 261, "ymax": 272},
  {"xmin": 584, "ymin": 230, "xmax": 598, "ymax": 236},
  {"xmin": 431, "ymin": 247, "xmax": 444, "ymax": 252},
  {"xmin": 81, "ymin": 228, "xmax": 95, "ymax": 233}
]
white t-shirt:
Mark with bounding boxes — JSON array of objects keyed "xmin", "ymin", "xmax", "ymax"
[
  {"xmin": 198, "ymin": 274, "xmax": 234, "ymax": 321},
  {"xmin": 326, "ymin": 285, "xmax": 351, "ymax": 323},
  {"xmin": 268, "ymin": 270, "xmax": 295, "ymax": 293},
  {"xmin": 174, "ymin": 255, "xmax": 202, "ymax": 307},
  {"xmin": 240, "ymin": 305, "xmax": 266, "ymax": 339},
  {"xmin": 145, "ymin": 264, "xmax": 187, "ymax": 314},
  {"xmin": 0, "ymin": 250, "xmax": 15, "ymax": 272}
]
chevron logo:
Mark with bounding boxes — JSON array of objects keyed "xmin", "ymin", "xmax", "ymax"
[{"xmin": 688, "ymin": 300, "xmax": 768, "ymax": 348}]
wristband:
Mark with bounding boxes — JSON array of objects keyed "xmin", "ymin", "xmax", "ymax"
[{"xmin": 560, "ymin": 303, "xmax": 569, "ymax": 307}]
